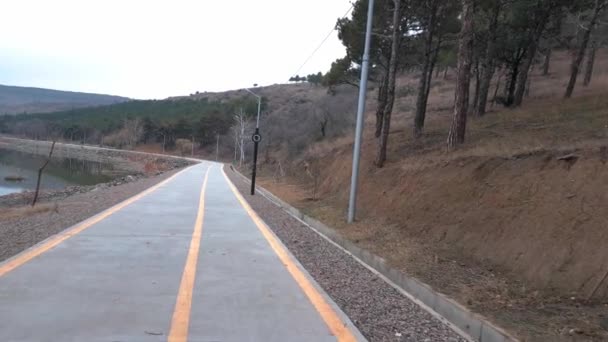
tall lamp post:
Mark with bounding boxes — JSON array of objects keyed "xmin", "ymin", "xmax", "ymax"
[
  {"xmin": 244, "ymin": 87, "xmax": 262, "ymax": 195},
  {"xmin": 347, "ymin": 0, "xmax": 374, "ymax": 223}
]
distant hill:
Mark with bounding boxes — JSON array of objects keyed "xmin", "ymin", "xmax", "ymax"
[{"xmin": 0, "ymin": 84, "xmax": 129, "ymax": 115}]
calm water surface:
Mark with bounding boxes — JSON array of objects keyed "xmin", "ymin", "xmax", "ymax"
[{"xmin": 0, "ymin": 148, "xmax": 121, "ymax": 196}]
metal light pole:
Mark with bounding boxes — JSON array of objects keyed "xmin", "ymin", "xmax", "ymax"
[
  {"xmin": 347, "ymin": 0, "xmax": 374, "ymax": 223},
  {"xmin": 244, "ymin": 88, "xmax": 262, "ymax": 195}
]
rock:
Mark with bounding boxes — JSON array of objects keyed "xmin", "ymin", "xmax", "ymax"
[
  {"xmin": 144, "ymin": 330, "xmax": 163, "ymax": 336},
  {"xmin": 600, "ymin": 317, "xmax": 608, "ymax": 331},
  {"xmin": 557, "ymin": 153, "xmax": 579, "ymax": 161}
]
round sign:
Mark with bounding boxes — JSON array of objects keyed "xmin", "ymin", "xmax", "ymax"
[{"xmin": 252, "ymin": 133, "xmax": 262, "ymax": 143}]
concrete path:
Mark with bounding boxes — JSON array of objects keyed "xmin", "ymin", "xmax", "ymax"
[{"xmin": 0, "ymin": 162, "xmax": 364, "ymax": 342}]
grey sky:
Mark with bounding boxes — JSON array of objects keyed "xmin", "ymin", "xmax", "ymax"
[{"xmin": 0, "ymin": 0, "xmax": 351, "ymax": 99}]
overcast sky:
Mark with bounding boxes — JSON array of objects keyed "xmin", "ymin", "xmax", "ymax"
[{"xmin": 0, "ymin": 0, "xmax": 352, "ymax": 99}]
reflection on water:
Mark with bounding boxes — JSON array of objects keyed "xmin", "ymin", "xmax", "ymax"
[{"xmin": 0, "ymin": 148, "xmax": 121, "ymax": 196}]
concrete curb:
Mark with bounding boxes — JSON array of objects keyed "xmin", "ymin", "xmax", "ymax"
[{"xmin": 229, "ymin": 167, "xmax": 519, "ymax": 342}]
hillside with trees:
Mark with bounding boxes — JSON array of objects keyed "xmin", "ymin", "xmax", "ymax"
[
  {"xmin": 0, "ymin": 84, "xmax": 129, "ymax": 115},
  {"xmin": 2, "ymin": 0, "xmax": 608, "ymax": 339}
]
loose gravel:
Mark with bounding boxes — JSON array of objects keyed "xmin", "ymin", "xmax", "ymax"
[{"xmin": 225, "ymin": 168, "xmax": 467, "ymax": 342}]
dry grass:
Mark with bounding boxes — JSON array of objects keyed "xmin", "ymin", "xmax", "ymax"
[
  {"xmin": 0, "ymin": 203, "xmax": 58, "ymax": 221},
  {"xmin": 256, "ymin": 49, "xmax": 608, "ymax": 341},
  {"xmin": 305, "ymin": 50, "xmax": 608, "ymax": 168}
]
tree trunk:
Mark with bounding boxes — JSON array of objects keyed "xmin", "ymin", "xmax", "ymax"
[
  {"xmin": 475, "ymin": 3, "xmax": 500, "ymax": 117},
  {"xmin": 514, "ymin": 37, "xmax": 542, "ymax": 106},
  {"xmin": 542, "ymin": 49, "xmax": 551, "ymax": 75},
  {"xmin": 375, "ymin": 0, "xmax": 402, "ymax": 167},
  {"xmin": 233, "ymin": 129, "xmax": 238, "ymax": 162},
  {"xmin": 565, "ymin": 0, "xmax": 605, "ymax": 98},
  {"xmin": 491, "ymin": 70, "xmax": 502, "ymax": 107},
  {"xmin": 414, "ymin": 2, "xmax": 439, "ymax": 138},
  {"xmin": 375, "ymin": 73, "xmax": 388, "ymax": 138},
  {"xmin": 584, "ymin": 40, "xmax": 597, "ymax": 86},
  {"xmin": 472, "ymin": 58, "xmax": 481, "ymax": 112},
  {"xmin": 447, "ymin": 0, "xmax": 474, "ymax": 150},
  {"xmin": 32, "ymin": 141, "xmax": 56, "ymax": 206},
  {"xmin": 506, "ymin": 62, "xmax": 519, "ymax": 106},
  {"xmin": 514, "ymin": 2, "xmax": 554, "ymax": 107},
  {"xmin": 444, "ymin": 67, "xmax": 449, "ymax": 79},
  {"xmin": 320, "ymin": 117, "xmax": 328, "ymax": 138}
]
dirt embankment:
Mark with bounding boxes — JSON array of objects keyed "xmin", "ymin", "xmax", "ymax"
[
  {"xmin": 259, "ymin": 145, "xmax": 608, "ymax": 341},
  {"xmin": 254, "ymin": 82, "xmax": 608, "ymax": 340},
  {"xmin": 317, "ymin": 147, "xmax": 608, "ymax": 298}
]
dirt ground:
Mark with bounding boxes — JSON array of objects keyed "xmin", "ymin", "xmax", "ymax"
[
  {"xmin": 257, "ymin": 145, "xmax": 608, "ymax": 341},
  {"xmin": 251, "ymin": 51, "xmax": 608, "ymax": 341}
]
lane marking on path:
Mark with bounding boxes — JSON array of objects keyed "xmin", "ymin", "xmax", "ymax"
[
  {"xmin": 0, "ymin": 165, "xmax": 197, "ymax": 278},
  {"xmin": 221, "ymin": 167, "xmax": 358, "ymax": 342},
  {"xmin": 168, "ymin": 166, "xmax": 211, "ymax": 342}
]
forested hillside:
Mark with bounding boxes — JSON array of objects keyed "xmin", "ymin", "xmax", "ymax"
[
  {"xmin": 0, "ymin": 84, "xmax": 128, "ymax": 115},
  {"xmin": 0, "ymin": 95, "xmax": 262, "ymax": 151}
]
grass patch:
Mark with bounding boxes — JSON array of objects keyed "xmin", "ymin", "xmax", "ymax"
[{"xmin": 0, "ymin": 203, "xmax": 58, "ymax": 221}]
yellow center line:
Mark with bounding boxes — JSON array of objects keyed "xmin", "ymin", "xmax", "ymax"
[
  {"xmin": 0, "ymin": 165, "xmax": 195, "ymax": 278},
  {"xmin": 221, "ymin": 167, "xmax": 358, "ymax": 342},
  {"xmin": 168, "ymin": 166, "xmax": 211, "ymax": 342}
]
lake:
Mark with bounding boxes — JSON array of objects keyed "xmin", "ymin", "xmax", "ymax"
[{"xmin": 0, "ymin": 148, "xmax": 121, "ymax": 196}]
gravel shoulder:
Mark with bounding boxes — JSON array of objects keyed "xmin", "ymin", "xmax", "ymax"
[{"xmin": 225, "ymin": 166, "xmax": 466, "ymax": 342}]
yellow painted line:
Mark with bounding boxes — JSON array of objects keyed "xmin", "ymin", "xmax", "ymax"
[
  {"xmin": 168, "ymin": 167, "xmax": 211, "ymax": 342},
  {"xmin": 221, "ymin": 167, "xmax": 358, "ymax": 342},
  {"xmin": 0, "ymin": 165, "xmax": 196, "ymax": 278}
]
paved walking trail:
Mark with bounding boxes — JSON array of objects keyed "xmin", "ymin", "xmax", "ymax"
[{"xmin": 0, "ymin": 162, "xmax": 364, "ymax": 342}]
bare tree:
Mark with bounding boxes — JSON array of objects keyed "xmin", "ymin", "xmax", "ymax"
[
  {"xmin": 32, "ymin": 141, "xmax": 56, "ymax": 206},
  {"xmin": 303, "ymin": 160, "xmax": 321, "ymax": 201},
  {"xmin": 447, "ymin": 0, "xmax": 475, "ymax": 150},
  {"xmin": 124, "ymin": 118, "xmax": 144, "ymax": 148},
  {"xmin": 232, "ymin": 109, "xmax": 249, "ymax": 168}
]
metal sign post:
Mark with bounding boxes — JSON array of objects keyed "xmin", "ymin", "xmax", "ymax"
[
  {"xmin": 251, "ymin": 129, "xmax": 262, "ymax": 195},
  {"xmin": 244, "ymin": 87, "xmax": 262, "ymax": 195}
]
